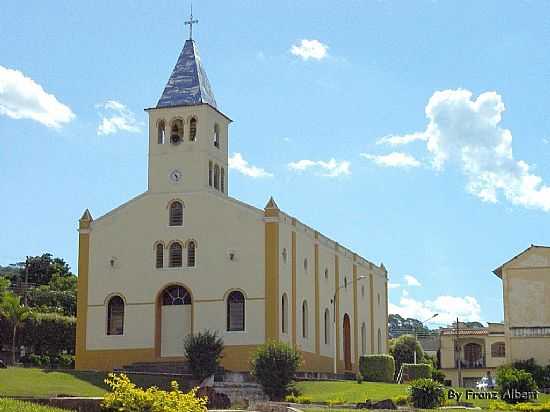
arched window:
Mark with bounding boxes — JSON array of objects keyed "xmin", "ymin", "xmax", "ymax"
[
  {"xmin": 361, "ymin": 285, "xmax": 365, "ymax": 298},
  {"xmin": 155, "ymin": 243, "xmax": 164, "ymax": 268},
  {"xmin": 324, "ymin": 308, "xmax": 330, "ymax": 344},
  {"xmin": 282, "ymin": 293, "xmax": 289, "ymax": 334},
  {"xmin": 187, "ymin": 240, "xmax": 196, "ymax": 267},
  {"xmin": 491, "ymin": 342, "xmax": 505, "ymax": 358},
  {"xmin": 189, "ymin": 117, "xmax": 197, "ymax": 141},
  {"xmin": 344, "ymin": 277, "xmax": 348, "ymax": 289},
  {"xmin": 324, "ymin": 268, "xmax": 329, "ymax": 280},
  {"xmin": 221, "ymin": 168, "xmax": 225, "ymax": 193},
  {"xmin": 227, "ymin": 291, "xmax": 245, "ymax": 331},
  {"xmin": 162, "ymin": 285, "xmax": 191, "ymax": 305},
  {"xmin": 170, "ymin": 119, "xmax": 183, "ymax": 145},
  {"xmin": 157, "ymin": 120, "xmax": 165, "ymax": 144},
  {"xmin": 214, "ymin": 165, "xmax": 220, "ymax": 190},
  {"xmin": 169, "ymin": 201, "xmax": 183, "ymax": 226},
  {"xmin": 208, "ymin": 161, "xmax": 213, "ymax": 187},
  {"xmin": 302, "ymin": 300, "xmax": 309, "ymax": 338},
  {"xmin": 107, "ymin": 296, "xmax": 124, "ymax": 335},
  {"xmin": 213, "ymin": 124, "xmax": 220, "ymax": 148},
  {"xmin": 377, "ymin": 328, "xmax": 382, "ymax": 353},
  {"xmin": 361, "ymin": 322, "xmax": 367, "ymax": 355},
  {"xmin": 169, "ymin": 242, "xmax": 183, "ymax": 267}
]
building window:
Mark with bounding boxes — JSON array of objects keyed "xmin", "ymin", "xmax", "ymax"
[
  {"xmin": 162, "ymin": 285, "xmax": 191, "ymax": 305},
  {"xmin": 157, "ymin": 120, "xmax": 165, "ymax": 144},
  {"xmin": 282, "ymin": 293, "xmax": 289, "ymax": 334},
  {"xmin": 361, "ymin": 285, "xmax": 365, "ymax": 298},
  {"xmin": 304, "ymin": 258, "xmax": 308, "ymax": 272},
  {"xmin": 214, "ymin": 124, "xmax": 220, "ymax": 148},
  {"xmin": 377, "ymin": 293, "xmax": 380, "ymax": 305},
  {"xmin": 361, "ymin": 322, "xmax": 367, "ymax": 354},
  {"xmin": 377, "ymin": 328, "xmax": 382, "ymax": 353},
  {"xmin": 511, "ymin": 327, "xmax": 550, "ymax": 337},
  {"xmin": 227, "ymin": 291, "xmax": 245, "ymax": 331},
  {"xmin": 169, "ymin": 201, "xmax": 183, "ymax": 226},
  {"xmin": 189, "ymin": 117, "xmax": 197, "ymax": 141},
  {"xmin": 344, "ymin": 277, "xmax": 348, "ymax": 289},
  {"xmin": 214, "ymin": 165, "xmax": 220, "ymax": 190},
  {"xmin": 302, "ymin": 300, "xmax": 309, "ymax": 338},
  {"xmin": 169, "ymin": 242, "xmax": 183, "ymax": 267},
  {"xmin": 170, "ymin": 119, "xmax": 183, "ymax": 145},
  {"xmin": 107, "ymin": 296, "xmax": 124, "ymax": 335},
  {"xmin": 491, "ymin": 342, "xmax": 505, "ymax": 358},
  {"xmin": 324, "ymin": 308, "xmax": 330, "ymax": 344},
  {"xmin": 221, "ymin": 168, "xmax": 225, "ymax": 193},
  {"xmin": 209, "ymin": 161, "xmax": 213, "ymax": 187},
  {"xmin": 282, "ymin": 248, "xmax": 287, "ymax": 263},
  {"xmin": 187, "ymin": 240, "xmax": 196, "ymax": 267},
  {"xmin": 155, "ymin": 243, "xmax": 164, "ymax": 268},
  {"xmin": 325, "ymin": 268, "xmax": 329, "ymax": 280}
]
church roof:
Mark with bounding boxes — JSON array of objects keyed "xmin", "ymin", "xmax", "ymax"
[{"xmin": 157, "ymin": 39, "xmax": 217, "ymax": 109}]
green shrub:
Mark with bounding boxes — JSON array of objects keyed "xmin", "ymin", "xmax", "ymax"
[
  {"xmin": 102, "ymin": 373, "xmax": 207, "ymax": 412},
  {"xmin": 285, "ymin": 394, "xmax": 299, "ymax": 403},
  {"xmin": 359, "ymin": 354, "xmax": 395, "ymax": 382},
  {"xmin": 432, "ymin": 368, "xmax": 446, "ymax": 384},
  {"xmin": 392, "ymin": 395, "xmax": 410, "ymax": 406},
  {"xmin": 389, "ymin": 335, "xmax": 424, "ymax": 378},
  {"xmin": 250, "ymin": 340, "xmax": 302, "ymax": 400},
  {"xmin": 356, "ymin": 372, "xmax": 363, "ymax": 384},
  {"xmin": 401, "ymin": 363, "xmax": 432, "ymax": 381},
  {"xmin": 408, "ymin": 378, "xmax": 445, "ymax": 409},
  {"xmin": 296, "ymin": 396, "xmax": 312, "ymax": 404},
  {"xmin": 513, "ymin": 358, "xmax": 550, "ymax": 390},
  {"xmin": 497, "ymin": 366, "xmax": 538, "ymax": 404},
  {"xmin": 183, "ymin": 330, "xmax": 224, "ymax": 381}
]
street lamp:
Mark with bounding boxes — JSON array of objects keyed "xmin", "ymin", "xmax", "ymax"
[
  {"xmin": 414, "ymin": 313, "xmax": 439, "ymax": 364},
  {"xmin": 331, "ymin": 274, "xmax": 368, "ymax": 374}
]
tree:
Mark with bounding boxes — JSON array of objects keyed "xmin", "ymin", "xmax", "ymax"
[
  {"xmin": 389, "ymin": 334, "xmax": 424, "ymax": 377},
  {"xmin": 0, "ymin": 276, "xmax": 9, "ymax": 299},
  {"xmin": 0, "ymin": 293, "xmax": 31, "ymax": 364},
  {"xmin": 388, "ymin": 314, "xmax": 431, "ymax": 338},
  {"xmin": 183, "ymin": 330, "xmax": 224, "ymax": 381}
]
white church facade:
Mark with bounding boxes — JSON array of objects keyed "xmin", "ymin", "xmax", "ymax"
[{"xmin": 75, "ymin": 33, "xmax": 389, "ymax": 373}]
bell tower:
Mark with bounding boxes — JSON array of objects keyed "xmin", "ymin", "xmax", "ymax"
[{"xmin": 145, "ymin": 16, "xmax": 231, "ymax": 195}]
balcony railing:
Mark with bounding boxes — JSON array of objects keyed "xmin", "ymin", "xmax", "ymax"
[{"xmin": 455, "ymin": 358, "xmax": 486, "ymax": 369}]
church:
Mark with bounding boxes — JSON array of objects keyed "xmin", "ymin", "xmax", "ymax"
[{"xmin": 75, "ymin": 24, "xmax": 389, "ymax": 374}]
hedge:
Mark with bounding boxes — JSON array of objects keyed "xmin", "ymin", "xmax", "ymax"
[
  {"xmin": 0, "ymin": 311, "xmax": 75, "ymax": 356},
  {"xmin": 359, "ymin": 354, "xmax": 395, "ymax": 383},
  {"xmin": 401, "ymin": 363, "xmax": 432, "ymax": 382}
]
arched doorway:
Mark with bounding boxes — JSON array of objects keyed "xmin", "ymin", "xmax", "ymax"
[
  {"xmin": 158, "ymin": 285, "xmax": 192, "ymax": 357},
  {"xmin": 343, "ymin": 314, "xmax": 352, "ymax": 370}
]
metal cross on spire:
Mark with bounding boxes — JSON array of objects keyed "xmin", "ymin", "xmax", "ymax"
[{"xmin": 184, "ymin": 4, "xmax": 198, "ymax": 40}]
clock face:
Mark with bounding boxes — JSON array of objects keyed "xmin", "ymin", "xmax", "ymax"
[{"xmin": 169, "ymin": 170, "xmax": 182, "ymax": 183}]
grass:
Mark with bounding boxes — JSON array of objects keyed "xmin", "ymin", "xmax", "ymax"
[
  {"xmin": 0, "ymin": 398, "xmax": 68, "ymax": 412},
  {"xmin": 0, "ymin": 367, "xmax": 195, "ymax": 397}
]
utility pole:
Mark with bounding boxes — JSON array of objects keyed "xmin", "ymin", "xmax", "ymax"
[{"xmin": 456, "ymin": 317, "xmax": 462, "ymax": 387}]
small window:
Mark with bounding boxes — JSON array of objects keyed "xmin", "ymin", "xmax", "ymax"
[
  {"xmin": 155, "ymin": 243, "xmax": 164, "ymax": 268},
  {"xmin": 169, "ymin": 201, "xmax": 183, "ymax": 226},
  {"xmin": 377, "ymin": 293, "xmax": 381, "ymax": 305},
  {"xmin": 282, "ymin": 248, "xmax": 287, "ymax": 263},
  {"xmin": 170, "ymin": 119, "xmax": 183, "ymax": 145},
  {"xmin": 213, "ymin": 124, "xmax": 220, "ymax": 148},
  {"xmin": 324, "ymin": 308, "xmax": 330, "ymax": 344},
  {"xmin": 377, "ymin": 328, "xmax": 382, "ymax": 353},
  {"xmin": 169, "ymin": 242, "xmax": 183, "ymax": 267},
  {"xmin": 208, "ymin": 161, "xmax": 213, "ymax": 187},
  {"xmin": 107, "ymin": 296, "xmax": 124, "ymax": 335},
  {"xmin": 344, "ymin": 277, "xmax": 348, "ymax": 289},
  {"xmin": 282, "ymin": 293, "xmax": 289, "ymax": 334},
  {"xmin": 221, "ymin": 168, "xmax": 225, "ymax": 193},
  {"xmin": 361, "ymin": 323, "xmax": 367, "ymax": 354},
  {"xmin": 189, "ymin": 117, "xmax": 197, "ymax": 141},
  {"xmin": 302, "ymin": 300, "xmax": 309, "ymax": 338},
  {"xmin": 187, "ymin": 240, "xmax": 196, "ymax": 267},
  {"xmin": 491, "ymin": 342, "xmax": 505, "ymax": 358},
  {"xmin": 214, "ymin": 165, "xmax": 220, "ymax": 190},
  {"xmin": 227, "ymin": 291, "xmax": 245, "ymax": 331},
  {"xmin": 361, "ymin": 285, "xmax": 365, "ymax": 298},
  {"xmin": 157, "ymin": 120, "xmax": 165, "ymax": 144},
  {"xmin": 304, "ymin": 258, "xmax": 308, "ymax": 272},
  {"xmin": 324, "ymin": 268, "xmax": 329, "ymax": 280}
]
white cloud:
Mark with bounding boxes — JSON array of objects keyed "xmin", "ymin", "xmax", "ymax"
[
  {"xmin": 377, "ymin": 132, "xmax": 427, "ymax": 146},
  {"xmin": 0, "ymin": 65, "xmax": 75, "ymax": 128},
  {"xmin": 96, "ymin": 100, "xmax": 142, "ymax": 136},
  {"xmin": 388, "ymin": 283, "xmax": 401, "ymax": 289},
  {"xmin": 229, "ymin": 153, "xmax": 273, "ymax": 178},
  {"xmin": 361, "ymin": 152, "xmax": 421, "ymax": 168},
  {"xmin": 404, "ymin": 275, "xmax": 422, "ymax": 287},
  {"xmin": 290, "ymin": 39, "xmax": 329, "ymax": 61},
  {"xmin": 379, "ymin": 89, "xmax": 550, "ymax": 211},
  {"xmin": 389, "ymin": 294, "xmax": 482, "ymax": 325},
  {"xmin": 288, "ymin": 158, "xmax": 351, "ymax": 177}
]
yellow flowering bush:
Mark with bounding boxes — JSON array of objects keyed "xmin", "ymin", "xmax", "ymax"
[
  {"xmin": 489, "ymin": 400, "xmax": 550, "ymax": 412},
  {"xmin": 101, "ymin": 373, "xmax": 208, "ymax": 412}
]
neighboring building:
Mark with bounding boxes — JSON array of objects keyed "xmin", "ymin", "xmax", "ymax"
[
  {"xmin": 75, "ymin": 33, "xmax": 389, "ymax": 373},
  {"xmin": 494, "ymin": 245, "xmax": 550, "ymax": 366},
  {"xmin": 418, "ymin": 335, "xmax": 439, "ymax": 359},
  {"xmin": 439, "ymin": 323, "xmax": 506, "ymax": 387}
]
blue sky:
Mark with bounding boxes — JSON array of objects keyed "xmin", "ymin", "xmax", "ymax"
[{"xmin": 1, "ymin": 0, "xmax": 549, "ymax": 327}]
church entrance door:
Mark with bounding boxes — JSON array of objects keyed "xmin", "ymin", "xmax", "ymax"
[
  {"xmin": 343, "ymin": 314, "xmax": 352, "ymax": 370},
  {"xmin": 160, "ymin": 285, "xmax": 192, "ymax": 357}
]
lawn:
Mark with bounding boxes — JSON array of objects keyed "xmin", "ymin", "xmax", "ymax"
[
  {"xmin": 0, "ymin": 368, "xmax": 194, "ymax": 397},
  {"xmin": 0, "ymin": 398, "xmax": 68, "ymax": 412}
]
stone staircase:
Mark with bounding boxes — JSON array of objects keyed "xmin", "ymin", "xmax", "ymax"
[{"xmin": 115, "ymin": 361, "xmax": 193, "ymax": 376}]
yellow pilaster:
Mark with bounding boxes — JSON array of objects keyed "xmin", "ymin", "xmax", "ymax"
[
  {"xmin": 314, "ymin": 232, "xmax": 320, "ymax": 357},
  {"xmin": 353, "ymin": 262, "xmax": 358, "ymax": 371},
  {"xmin": 291, "ymin": 226, "xmax": 297, "ymax": 347},
  {"xmin": 369, "ymin": 274, "xmax": 375, "ymax": 353},
  {"xmin": 264, "ymin": 199, "xmax": 280, "ymax": 342},
  {"xmin": 76, "ymin": 209, "xmax": 92, "ymax": 370},
  {"xmin": 334, "ymin": 248, "xmax": 340, "ymax": 372}
]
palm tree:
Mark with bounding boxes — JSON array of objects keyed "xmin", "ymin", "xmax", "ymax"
[{"xmin": 0, "ymin": 293, "xmax": 30, "ymax": 365}]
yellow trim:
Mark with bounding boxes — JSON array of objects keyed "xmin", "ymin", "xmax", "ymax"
[
  {"xmin": 353, "ymin": 264, "xmax": 358, "ymax": 371},
  {"xmin": 334, "ymin": 250, "xmax": 340, "ymax": 372},
  {"xmin": 264, "ymin": 208, "xmax": 279, "ymax": 341},
  {"xmin": 291, "ymin": 230, "xmax": 297, "ymax": 347},
  {"xmin": 314, "ymin": 236, "xmax": 320, "ymax": 357},
  {"xmin": 75, "ymin": 216, "xmax": 91, "ymax": 370},
  {"xmin": 300, "ymin": 351, "xmax": 334, "ymax": 373},
  {"xmin": 385, "ymin": 278, "xmax": 389, "ymax": 353},
  {"xmin": 370, "ymin": 274, "xmax": 375, "ymax": 353}
]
